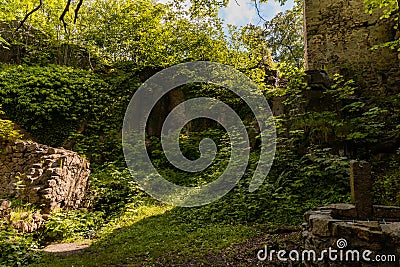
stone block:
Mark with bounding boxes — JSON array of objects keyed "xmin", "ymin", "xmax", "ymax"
[{"xmin": 350, "ymin": 160, "xmax": 373, "ymax": 219}]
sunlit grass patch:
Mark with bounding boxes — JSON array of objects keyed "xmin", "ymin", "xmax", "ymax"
[{"xmin": 31, "ymin": 202, "xmax": 261, "ymax": 266}]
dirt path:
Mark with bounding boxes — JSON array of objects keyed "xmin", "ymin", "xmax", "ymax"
[{"xmin": 42, "ymin": 243, "xmax": 89, "ymax": 255}]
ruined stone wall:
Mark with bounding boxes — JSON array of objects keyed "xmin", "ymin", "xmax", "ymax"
[
  {"xmin": 303, "ymin": 204, "xmax": 400, "ymax": 266},
  {"xmin": 0, "ymin": 141, "xmax": 90, "ymax": 213},
  {"xmin": 303, "ymin": 0, "xmax": 400, "ymax": 92}
]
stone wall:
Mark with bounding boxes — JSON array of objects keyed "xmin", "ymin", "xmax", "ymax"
[
  {"xmin": 0, "ymin": 141, "xmax": 90, "ymax": 213},
  {"xmin": 303, "ymin": 0, "xmax": 400, "ymax": 92},
  {"xmin": 303, "ymin": 204, "xmax": 400, "ymax": 266}
]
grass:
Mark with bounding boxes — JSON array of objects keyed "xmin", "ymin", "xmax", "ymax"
[{"xmin": 30, "ymin": 202, "xmax": 265, "ymax": 266}]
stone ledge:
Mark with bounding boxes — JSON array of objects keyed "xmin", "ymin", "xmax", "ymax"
[{"xmin": 303, "ymin": 204, "xmax": 400, "ymax": 266}]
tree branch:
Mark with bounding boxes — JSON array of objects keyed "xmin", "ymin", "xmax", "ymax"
[
  {"xmin": 16, "ymin": 0, "xmax": 43, "ymax": 31},
  {"xmin": 74, "ymin": 0, "xmax": 84, "ymax": 24},
  {"xmin": 60, "ymin": 0, "xmax": 72, "ymax": 33},
  {"xmin": 254, "ymin": 0, "xmax": 266, "ymax": 21}
]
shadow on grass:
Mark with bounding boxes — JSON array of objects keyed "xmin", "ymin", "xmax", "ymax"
[{"xmin": 30, "ymin": 204, "xmax": 283, "ymax": 267}]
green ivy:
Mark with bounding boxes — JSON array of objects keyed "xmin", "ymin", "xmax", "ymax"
[{"xmin": 0, "ymin": 64, "xmax": 141, "ymax": 165}]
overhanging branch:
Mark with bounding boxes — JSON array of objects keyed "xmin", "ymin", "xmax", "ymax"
[
  {"xmin": 254, "ymin": 0, "xmax": 266, "ymax": 21},
  {"xmin": 16, "ymin": 0, "xmax": 43, "ymax": 31},
  {"xmin": 60, "ymin": 0, "xmax": 72, "ymax": 33},
  {"xmin": 74, "ymin": 0, "xmax": 84, "ymax": 24}
]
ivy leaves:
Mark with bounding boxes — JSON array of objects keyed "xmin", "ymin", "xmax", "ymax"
[{"xmin": 0, "ymin": 65, "xmax": 109, "ymax": 148}]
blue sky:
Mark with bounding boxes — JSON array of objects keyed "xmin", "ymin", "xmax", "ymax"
[
  {"xmin": 219, "ymin": 0, "xmax": 295, "ymax": 27},
  {"xmin": 157, "ymin": 0, "xmax": 295, "ymax": 27}
]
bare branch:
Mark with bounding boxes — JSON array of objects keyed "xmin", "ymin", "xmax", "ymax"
[
  {"xmin": 16, "ymin": 0, "xmax": 43, "ymax": 31},
  {"xmin": 254, "ymin": 0, "xmax": 266, "ymax": 21},
  {"xmin": 60, "ymin": 0, "xmax": 72, "ymax": 33},
  {"xmin": 74, "ymin": 0, "xmax": 84, "ymax": 24}
]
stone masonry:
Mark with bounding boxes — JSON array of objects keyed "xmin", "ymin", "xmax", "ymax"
[
  {"xmin": 303, "ymin": 204, "xmax": 400, "ymax": 266},
  {"xmin": 303, "ymin": 161, "xmax": 400, "ymax": 266},
  {"xmin": 303, "ymin": 0, "xmax": 400, "ymax": 91},
  {"xmin": 0, "ymin": 141, "xmax": 90, "ymax": 213}
]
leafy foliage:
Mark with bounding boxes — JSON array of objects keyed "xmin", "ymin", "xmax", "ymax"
[
  {"xmin": 0, "ymin": 203, "xmax": 40, "ymax": 267},
  {"xmin": 169, "ymin": 145, "xmax": 349, "ymax": 226},
  {"xmin": 364, "ymin": 0, "xmax": 400, "ymax": 50},
  {"xmin": 0, "ymin": 64, "xmax": 140, "ymax": 164},
  {"xmin": 43, "ymin": 209, "xmax": 104, "ymax": 241},
  {"xmin": 0, "ymin": 105, "xmax": 22, "ymax": 142},
  {"xmin": 264, "ymin": 0, "xmax": 304, "ymax": 67},
  {"xmin": 1, "ymin": 0, "xmax": 400, "ymax": 265},
  {"xmin": 0, "ymin": 226, "xmax": 39, "ymax": 267},
  {"xmin": 88, "ymin": 164, "xmax": 148, "ymax": 216}
]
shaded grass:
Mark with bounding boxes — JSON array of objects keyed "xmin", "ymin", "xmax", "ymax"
[{"xmin": 30, "ymin": 202, "xmax": 263, "ymax": 266}]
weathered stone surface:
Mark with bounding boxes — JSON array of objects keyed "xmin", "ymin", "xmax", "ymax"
[
  {"xmin": 304, "ymin": 205, "xmax": 400, "ymax": 267},
  {"xmin": 0, "ymin": 199, "xmax": 11, "ymax": 217},
  {"xmin": 0, "ymin": 199, "xmax": 11, "ymax": 210},
  {"xmin": 381, "ymin": 223, "xmax": 400, "ymax": 240},
  {"xmin": 310, "ymin": 214, "xmax": 334, "ymax": 237},
  {"xmin": 5, "ymin": 211, "xmax": 46, "ymax": 233},
  {"xmin": 304, "ymin": 0, "xmax": 400, "ymax": 93},
  {"xmin": 327, "ymin": 203, "xmax": 357, "ymax": 219},
  {"xmin": 374, "ymin": 205, "xmax": 400, "ymax": 220},
  {"xmin": 350, "ymin": 160, "xmax": 373, "ymax": 219},
  {"xmin": 0, "ymin": 141, "xmax": 90, "ymax": 213}
]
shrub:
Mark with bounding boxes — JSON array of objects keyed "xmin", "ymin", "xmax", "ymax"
[
  {"xmin": 43, "ymin": 209, "xmax": 105, "ymax": 241},
  {"xmin": 0, "ymin": 105, "xmax": 22, "ymax": 142},
  {"xmin": 89, "ymin": 164, "xmax": 148, "ymax": 217},
  {"xmin": 0, "ymin": 225, "xmax": 39, "ymax": 267}
]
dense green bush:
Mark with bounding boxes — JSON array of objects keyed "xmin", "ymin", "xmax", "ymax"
[
  {"xmin": 1, "ymin": 62, "xmax": 399, "ymax": 266},
  {"xmin": 0, "ymin": 105, "xmax": 22, "ymax": 142},
  {"xmin": 373, "ymin": 154, "xmax": 400, "ymax": 206},
  {"xmin": 0, "ymin": 65, "xmax": 108, "ymax": 145},
  {"xmin": 0, "ymin": 225, "xmax": 39, "ymax": 267},
  {"xmin": 89, "ymin": 164, "xmax": 149, "ymax": 217},
  {"xmin": 43, "ymin": 209, "xmax": 105, "ymax": 241},
  {"xmin": 169, "ymin": 144, "xmax": 350, "ymax": 226},
  {"xmin": 0, "ymin": 64, "xmax": 141, "ymax": 164}
]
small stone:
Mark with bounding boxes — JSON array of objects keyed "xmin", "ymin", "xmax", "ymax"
[
  {"xmin": 32, "ymin": 163, "xmax": 43, "ymax": 168},
  {"xmin": 310, "ymin": 214, "xmax": 334, "ymax": 237},
  {"xmin": 27, "ymin": 143, "xmax": 39, "ymax": 152},
  {"xmin": 0, "ymin": 199, "xmax": 11, "ymax": 210},
  {"xmin": 15, "ymin": 142, "xmax": 26, "ymax": 152},
  {"xmin": 27, "ymin": 168, "xmax": 36, "ymax": 175}
]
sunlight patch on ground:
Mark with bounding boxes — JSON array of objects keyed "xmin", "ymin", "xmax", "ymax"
[{"xmin": 98, "ymin": 203, "xmax": 174, "ymax": 237}]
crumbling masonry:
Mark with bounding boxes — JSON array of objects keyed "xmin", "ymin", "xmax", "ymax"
[{"xmin": 303, "ymin": 0, "xmax": 400, "ymax": 92}]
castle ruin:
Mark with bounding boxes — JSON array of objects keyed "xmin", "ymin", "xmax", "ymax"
[{"xmin": 303, "ymin": 0, "xmax": 400, "ymax": 92}]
